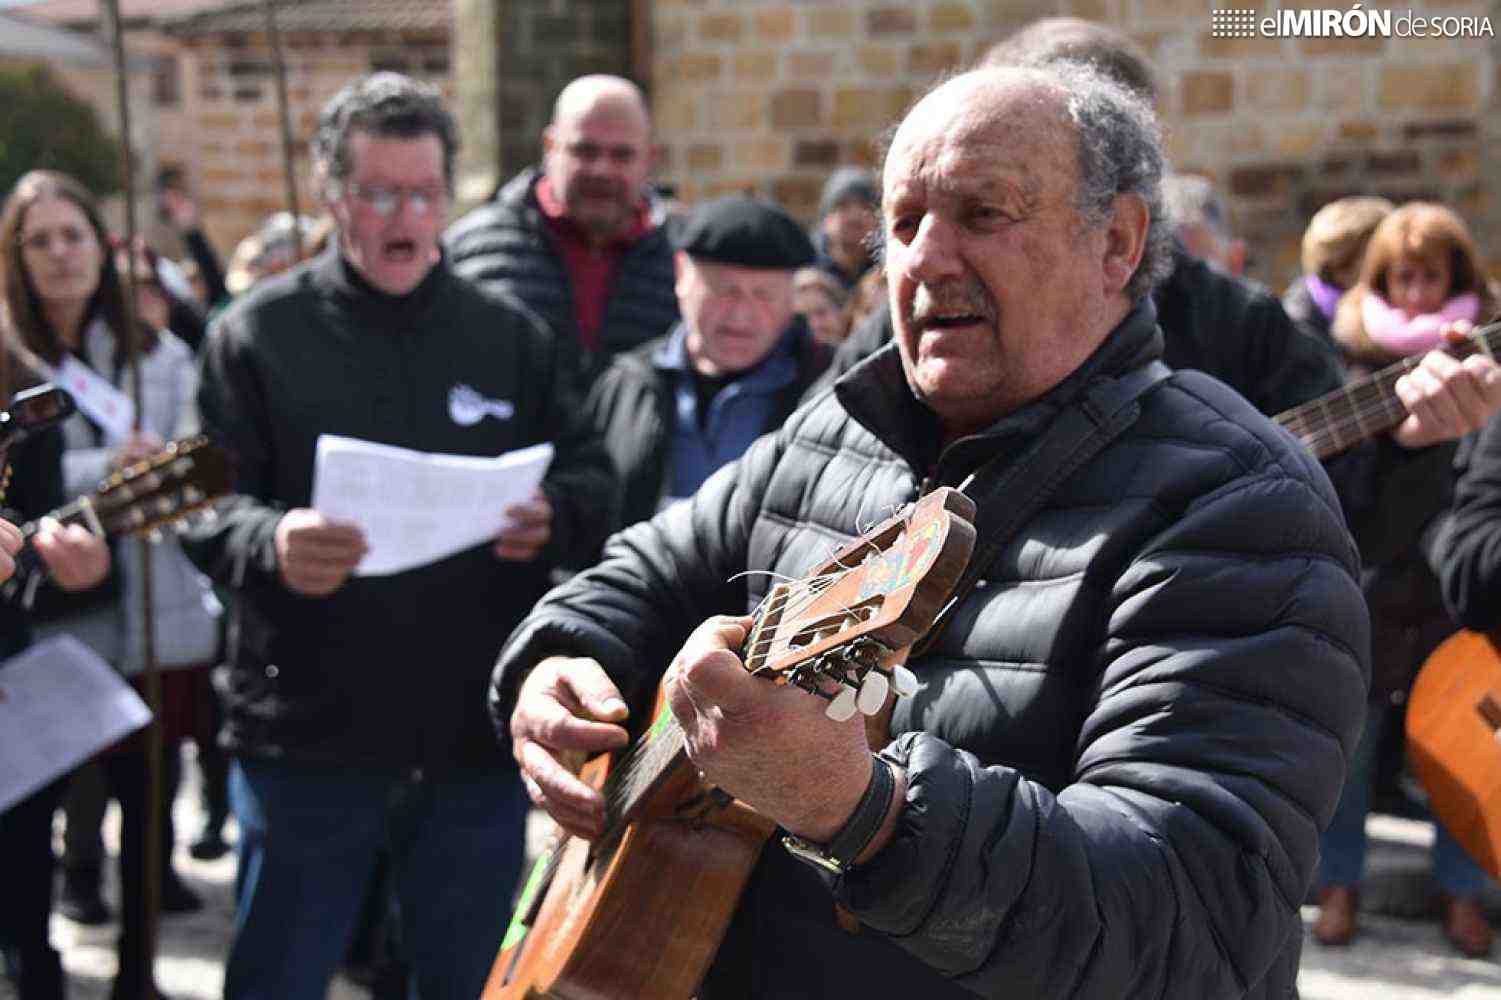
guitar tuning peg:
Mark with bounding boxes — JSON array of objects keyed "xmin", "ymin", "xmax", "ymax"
[
  {"xmin": 857, "ymin": 670, "xmax": 889, "ymax": 715},
  {"xmin": 890, "ymin": 665, "xmax": 918, "ymax": 698},
  {"xmin": 824, "ymin": 685, "xmax": 859, "ymax": 722},
  {"xmin": 146, "ymin": 528, "xmax": 164, "ymax": 545}
]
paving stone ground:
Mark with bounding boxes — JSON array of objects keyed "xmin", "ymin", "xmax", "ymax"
[{"xmin": 6, "ymin": 748, "xmax": 1500, "ymax": 999}]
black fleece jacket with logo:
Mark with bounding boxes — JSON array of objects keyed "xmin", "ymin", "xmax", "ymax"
[{"xmin": 184, "ymin": 247, "xmax": 615, "ymax": 774}]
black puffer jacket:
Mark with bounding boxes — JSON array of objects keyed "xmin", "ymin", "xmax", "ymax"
[
  {"xmin": 492, "ymin": 305, "xmax": 1369, "ymax": 998},
  {"xmin": 186, "ymin": 248, "xmax": 615, "ymax": 774},
  {"xmin": 443, "ymin": 168, "xmax": 680, "ymax": 387},
  {"xmin": 583, "ymin": 323, "xmax": 830, "ymax": 531}
]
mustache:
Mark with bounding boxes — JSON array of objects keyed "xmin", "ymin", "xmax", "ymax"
[
  {"xmin": 573, "ymin": 178, "xmax": 625, "ymax": 198},
  {"xmin": 909, "ymin": 279, "xmax": 997, "ymax": 328}
]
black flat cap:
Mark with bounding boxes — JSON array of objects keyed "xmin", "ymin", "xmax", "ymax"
[{"xmin": 669, "ymin": 196, "xmax": 815, "ymax": 269}]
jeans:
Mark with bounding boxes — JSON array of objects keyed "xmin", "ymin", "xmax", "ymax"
[
  {"xmin": 1319, "ymin": 700, "xmax": 1492, "ymax": 897},
  {"xmin": 224, "ymin": 758, "xmax": 527, "ymax": 1000}
]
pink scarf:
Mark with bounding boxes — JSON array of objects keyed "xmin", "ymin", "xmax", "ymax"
[{"xmin": 1361, "ymin": 289, "xmax": 1479, "ymax": 356}]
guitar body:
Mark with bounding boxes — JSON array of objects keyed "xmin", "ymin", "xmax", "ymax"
[
  {"xmin": 483, "ymin": 687, "xmax": 775, "ymax": 1000},
  {"xmin": 1406, "ymin": 628, "xmax": 1501, "ymax": 879}
]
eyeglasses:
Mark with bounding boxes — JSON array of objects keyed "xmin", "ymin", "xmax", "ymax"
[
  {"xmin": 18, "ymin": 226, "xmax": 95, "ymax": 254},
  {"xmin": 342, "ymin": 182, "xmax": 447, "ymax": 218}
]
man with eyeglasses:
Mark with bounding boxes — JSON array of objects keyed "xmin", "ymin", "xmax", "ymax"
[
  {"xmin": 184, "ymin": 72, "xmax": 614, "ymax": 1000},
  {"xmin": 445, "ymin": 74, "xmax": 680, "ymax": 389}
]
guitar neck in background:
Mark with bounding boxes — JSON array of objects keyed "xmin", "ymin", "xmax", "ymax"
[{"xmin": 1274, "ymin": 321, "xmax": 1501, "ymax": 460}]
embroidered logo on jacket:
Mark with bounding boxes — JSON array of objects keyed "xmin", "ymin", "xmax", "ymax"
[{"xmin": 448, "ymin": 384, "xmax": 516, "ymax": 426}]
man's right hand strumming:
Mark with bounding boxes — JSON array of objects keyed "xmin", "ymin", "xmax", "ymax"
[
  {"xmin": 274, "ymin": 508, "xmax": 367, "ymax": 597},
  {"xmin": 511, "ymin": 655, "xmax": 631, "ymax": 840}
]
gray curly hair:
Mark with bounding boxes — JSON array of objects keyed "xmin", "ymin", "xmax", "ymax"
[
  {"xmin": 880, "ymin": 63, "xmax": 1173, "ymax": 304},
  {"xmin": 1046, "ymin": 61, "xmax": 1174, "ymax": 303},
  {"xmin": 312, "ymin": 72, "xmax": 459, "ymax": 190}
]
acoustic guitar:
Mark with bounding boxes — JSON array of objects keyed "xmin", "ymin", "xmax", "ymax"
[
  {"xmin": 1406, "ymin": 629, "xmax": 1501, "ymax": 880},
  {"xmin": 1, "ymin": 434, "xmax": 233, "ymax": 606},
  {"xmin": 483, "ymin": 486, "xmax": 976, "ymax": 1000},
  {"xmin": 1273, "ymin": 319, "xmax": 1501, "ymax": 460}
]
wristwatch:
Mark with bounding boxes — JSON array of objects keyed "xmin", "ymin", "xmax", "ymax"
[{"xmin": 782, "ymin": 754, "xmax": 896, "ymax": 875}]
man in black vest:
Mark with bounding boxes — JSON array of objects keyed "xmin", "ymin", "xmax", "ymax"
[{"xmin": 445, "ymin": 74, "xmax": 679, "ymax": 389}]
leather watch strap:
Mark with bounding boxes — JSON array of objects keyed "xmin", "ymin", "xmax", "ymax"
[{"xmin": 783, "ymin": 754, "xmax": 896, "ymax": 874}]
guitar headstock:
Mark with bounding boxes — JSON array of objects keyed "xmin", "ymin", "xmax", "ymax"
[
  {"xmin": 743, "ymin": 487, "xmax": 975, "ymax": 721},
  {"xmin": 91, "ymin": 435, "xmax": 234, "ymax": 538}
]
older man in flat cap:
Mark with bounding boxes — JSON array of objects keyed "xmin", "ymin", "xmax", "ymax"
[{"xmin": 583, "ymin": 195, "xmax": 831, "ymax": 532}]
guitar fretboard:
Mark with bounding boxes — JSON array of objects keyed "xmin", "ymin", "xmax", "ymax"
[{"xmin": 1275, "ymin": 321, "xmax": 1501, "ymax": 460}]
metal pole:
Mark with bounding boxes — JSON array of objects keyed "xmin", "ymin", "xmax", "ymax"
[
  {"xmin": 263, "ymin": 0, "xmax": 305, "ymax": 262},
  {"xmin": 100, "ymin": 1, "xmax": 163, "ymax": 995}
]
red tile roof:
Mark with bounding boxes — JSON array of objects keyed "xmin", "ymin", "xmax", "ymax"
[{"xmin": 167, "ymin": 0, "xmax": 450, "ymax": 36}]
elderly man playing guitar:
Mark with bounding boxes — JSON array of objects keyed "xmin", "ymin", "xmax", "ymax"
[{"xmin": 493, "ymin": 63, "xmax": 1378, "ymax": 999}]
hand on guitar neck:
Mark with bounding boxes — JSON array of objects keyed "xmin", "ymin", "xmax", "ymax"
[
  {"xmin": 1389, "ymin": 321, "xmax": 1501, "ymax": 450},
  {"xmin": 30, "ymin": 517, "xmax": 109, "ymax": 591},
  {"xmin": 663, "ymin": 615, "xmax": 905, "ymax": 856}
]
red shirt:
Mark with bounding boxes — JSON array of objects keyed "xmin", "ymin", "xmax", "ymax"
[{"xmin": 536, "ymin": 177, "xmax": 652, "ymax": 354}]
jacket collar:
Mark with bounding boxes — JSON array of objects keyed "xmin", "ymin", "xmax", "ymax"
[
  {"xmin": 309, "ymin": 242, "xmax": 449, "ymax": 331},
  {"xmin": 835, "ymin": 301, "xmax": 1165, "ymax": 480},
  {"xmin": 501, "ymin": 166, "xmax": 671, "ymax": 232},
  {"xmin": 653, "ymin": 320, "xmax": 802, "ymax": 395}
]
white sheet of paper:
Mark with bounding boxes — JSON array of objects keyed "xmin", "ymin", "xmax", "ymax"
[
  {"xmin": 0, "ymin": 635, "xmax": 152, "ymax": 815},
  {"xmin": 311, "ymin": 435, "xmax": 555, "ymax": 576}
]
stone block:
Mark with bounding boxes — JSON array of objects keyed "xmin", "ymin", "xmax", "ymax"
[
  {"xmin": 857, "ymin": 45, "xmax": 900, "ymax": 77},
  {"xmin": 1378, "ymin": 65, "xmax": 1479, "ymax": 109},
  {"xmin": 687, "ymin": 143, "xmax": 724, "ymax": 171},
  {"xmin": 1402, "ymin": 119, "xmax": 1478, "ymax": 141},
  {"xmin": 1438, "ymin": 147, "xmax": 1480, "ymax": 182},
  {"xmin": 868, "ymin": 8, "xmax": 917, "ymax": 36},
  {"xmin": 787, "ymin": 51, "xmax": 837, "ymax": 79},
  {"xmin": 754, "ymin": 7, "xmax": 796, "ymax": 42},
  {"xmin": 794, "ymin": 139, "xmax": 841, "ymax": 169},
  {"xmin": 930, "ymin": 3, "xmax": 977, "ymax": 33},
  {"xmin": 706, "ymin": 90, "xmax": 765, "ymax": 130},
  {"xmin": 809, "ymin": 8, "xmax": 857, "ymax": 37},
  {"xmin": 1229, "ymin": 163, "xmax": 1302, "ymax": 198},
  {"xmin": 734, "ymin": 137, "xmax": 788, "ymax": 171},
  {"xmin": 699, "ymin": 11, "xmax": 744, "ymax": 43},
  {"xmin": 909, "ymin": 41, "xmax": 963, "ymax": 77},
  {"xmin": 1181, "ymin": 71, "xmax": 1234, "ymax": 115},
  {"xmin": 772, "ymin": 175, "xmax": 823, "ymax": 219},
  {"xmin": 1364, "ymin": 150, "xmax": 1421, "ymax": 175},
  {"xmin": 1247, "ymin": 68, "xmax": 1309, "ymax": 112},
  {"xmin": 734, "ymin": 51, "xmax": 777, "ymax": 80},
  {"xmin": 675, "ymin": 53, "xmax": 723, "ymax": 83},
  {"xmin": 771, "ymin": 88, "xmax": 822, "ymax": 129}
]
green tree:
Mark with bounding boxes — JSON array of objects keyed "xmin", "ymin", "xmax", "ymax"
[{"xmin": 0, "ymin": 63, "xmax": 122, "ymax": 199}]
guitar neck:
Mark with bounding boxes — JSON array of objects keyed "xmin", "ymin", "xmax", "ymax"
[{"xmin": 1275, "ymin": 320, "xmax": 1501, "ymax": 459}]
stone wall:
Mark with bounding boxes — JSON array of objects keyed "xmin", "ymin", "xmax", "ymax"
[
  {"xmin": 166, "ymin": 27, "xmax": 451, "ymax": 258},
  {"xmin": 645, "ymin": 0, "xmax": 1501, "ymax": 292}
]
